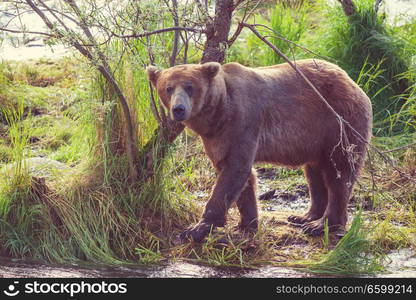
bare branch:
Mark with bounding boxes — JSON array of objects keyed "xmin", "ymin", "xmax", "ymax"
[
  {"xmin": 242, "ymin": 23, "xmax": 344, "ymax": 125},
  {"xmin": 247, "ymin": 23, "xmax": 335, "ymax": 62},
  {"xmin": 37, "ymin": 0, "xmax": 75, "ymax": 35},
  {"xmin": 165, "ymin": 0, "xmax": 180, "ymax": 67},
  {"xmin": 148, "ymin": 82, "xmax": 163, "ymax": 124},
  {"xmin": 383, "ymin": 142, "xmax": 416, "ymax": 154},
  {"xmin": 0, "ymin": 27, "xmax": 56, "ymax": 37},
  {"xmin": 227, "ymin": 21, "xmax": 244, "ymax": 46},
  {"xmin": 228, "ymin": 0, "xmax": 263, "ymax": 47},
  {"xmin": 111, "ymin": 26, "xmax": 203, "ymax": 39}
]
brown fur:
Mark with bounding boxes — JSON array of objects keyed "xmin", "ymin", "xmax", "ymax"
[{"xmin": 147, "ymin": 59, "xmax": 372, "ymax": 242}]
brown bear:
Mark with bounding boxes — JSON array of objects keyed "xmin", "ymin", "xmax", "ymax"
[{"xmin": 147, "ymin": 59, "xmax": 372, "ymax": 242}]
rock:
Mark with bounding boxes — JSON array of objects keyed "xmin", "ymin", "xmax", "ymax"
[
  {"xmin": 295, "ymin": 184, "xmax": 309, "ymax": 197},
  {"xmin": 259, "ymin": 189, "xmax": 276, "ymax": 201},
  {"xmin": 256, "ymin": 167, "xmax": 277, "ymax": 179}
]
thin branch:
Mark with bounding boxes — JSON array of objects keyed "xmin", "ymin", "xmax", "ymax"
[
  {"xmin": 227, "ymin": 21, "xmax": 244, "ymax": 46},
  {"xmin": 37, "ymin": 0, "xmax": 75, "ymax": 35},
  {"xmin": 179, "ymin": 30, "xmax": 190, "ymax": 63},
  {"xmin": 246, "ymin": 23, "xmax": 336, "ymax": 62},
  {"xmin": 232, "ymin": 0, "xmax": 247, "ymax": 10},
  {"xmin": 0, "ymin": 27, "xmax": 56, "ymax": 37},
  {"xmin": 383, "ymin": 142, "xmax": 416, "ymax": 154},
  {"xmin": 144, "ymin": 25, "xmax": 166, "ymax": 125},
  {"xmin": 169, "ymin": 0, "xmax": 180, "ymax": 67},
  {"xmin": 366, "ymin": 149, "xmax": 378, "ymax": 194},
  {"xmin": 2, "ymin": 8, "xmax": 33, "ymax": 29},
  {"xmin": 24, "ymin": 0, "xmax": 65, "ymax": 38},
  {"xmin": 228, "ymin": 0, "xmax": 262, "ymax": 47},
  {"xmin": 112, "ymin": 27, "xmax": 203, "ymax": 39},
  {"xmin": 148, "ymin": 82, "xmax": 163, "ymax": 125}
]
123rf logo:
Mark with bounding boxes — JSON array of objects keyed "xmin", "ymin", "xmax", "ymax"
[
  {"xmin": 3, "ymin": 281, "xmax": 20, "ymax": 297},
  {"xmin": 3, "ymin": 281, "xmax": 127, "ymax": 297}
]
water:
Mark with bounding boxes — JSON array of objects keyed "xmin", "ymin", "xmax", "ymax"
[
  {"xmin": 1, "ymin": 248, "xmax": 415, "ymax": 278},
  {"xmin": 0, "ymin": 258, "xmax": 310, "ymax": 278}
]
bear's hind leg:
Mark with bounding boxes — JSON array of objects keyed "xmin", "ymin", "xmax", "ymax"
[
  {"xmin": 236, "ymin": 169, "xmax": 258, "ymax": 232},
  {"xmin": 288, "ymin": 164, "xmax": 328, "ymax": 225},
  {"xmin": 302, "ymin": 162, "xmax": 354, "ymax": 236}
]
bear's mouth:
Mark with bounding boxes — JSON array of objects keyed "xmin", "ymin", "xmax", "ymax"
[
  {"xmin": 171, "ymin": 104, "xmax": 188, "ymax": 121},
  {"xmin": 173, "ymin": 115, "xmax": 187, "ymax": 121}
]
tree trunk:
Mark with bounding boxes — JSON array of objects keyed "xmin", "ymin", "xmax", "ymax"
[
  {"xmin": 201, "ymin": 0, "xmax": 234, "ymax": 63},
  {"xmin": 169, "ymin": 0, "xmax": 180, "ymax": 67},
  {"xmin": 338, "ymin": 0, "xmax": 356, "ymax": 17}
]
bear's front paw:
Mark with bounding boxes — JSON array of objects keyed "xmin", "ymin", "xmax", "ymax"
[{"xmin": 180, "ymin": 222, "xmax": 215, "ymax": 243}]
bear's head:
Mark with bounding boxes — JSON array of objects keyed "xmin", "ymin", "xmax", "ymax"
[{"xmin": 146, "ymin": 63, "xmax": 220, "ymax": 122}]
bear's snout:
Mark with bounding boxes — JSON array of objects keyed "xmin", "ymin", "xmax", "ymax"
[{"xmin": 172, "ymin": 104, "xmax": 187, "ymax": 121}]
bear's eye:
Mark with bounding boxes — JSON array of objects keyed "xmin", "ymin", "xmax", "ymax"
[
  {"xmin": 166, "ymin": 86, "xmax": 174, "ymax": 95},
  {"xmin": 184, "ymin": 84, "xmax": 193, "ymax": 96}
]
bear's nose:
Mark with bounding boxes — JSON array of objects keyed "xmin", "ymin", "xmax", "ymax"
[{"xmin": 172, "ymin": 104, "xmax": 186, "ymax": 121}]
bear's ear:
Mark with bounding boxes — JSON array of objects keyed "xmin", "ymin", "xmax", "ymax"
[
  {"xmin": 200, "ymin": 62, "xmax": 221, "ymax": 79},
  {"xmin": 146, "ymin": 65, "xmax": 161, "ymax": 86}
]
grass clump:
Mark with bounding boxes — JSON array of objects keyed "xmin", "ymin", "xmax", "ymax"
[
  {"xmin": 309, "ymin": 0, "xmax": 415, "ymax": 134},
  {"xmin": 173, "ymin": 219, "xmax": 276, "ymax": 267},
  {"xmin": 306, "ymin": 212, "xmax": 386, "ymax": 276},
  {"xmin": 371, "ymin": 219, "xmax": 416, "ymax": 251},
  {"xmin": 0, "ymin": 58, "xmax": 88, "ymax": 123},
  {"xmin": 227, "ymin": 1, "xmax": 310, "ymax": 66},
  {"xmin": 266, "ymin": 0, "xmax": 310, "ymax": 65},
  {"xmin": 0, "ymin": 45, "xmax": 200, "ymax": 264}
]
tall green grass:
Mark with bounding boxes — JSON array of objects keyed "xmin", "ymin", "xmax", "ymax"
[
  {"xmin": 0, "ymin": 61, "xmax": 10, "ymax": 124},
  {"xmin": 236, "ymin": 0, "xmax": 415, "ymax": 135},
  {"xmin": 0, "ymin": 31, "xmax": 199, "ymax": 264},
  {"xmin": 0, "ymin": 81, "xmax": 196, "ymax": 264},
  {"xmin": 308, "ymin": 0, "xmax": 415, "ymax": 134},
  {"xmin": 306, "ymin": 212, "xmax": 386, "ymax": 275},
  {"xmin": 1, "ymin": 97, "xmax": 31, "ymax": 183},
  {"xmin": 227, "ymin": 1, "xmax": 310, "ymax": 66},
  {"xmin": 266, "ymin": 0, "xmax": 310, "ymax": 65},
  {"xmin": 0, "ymin": 97, "xmax": 36, "ymax": 258},
  {"xmin": 387, "ymin": 70, "xmax": 416, "ymax": 133}
]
